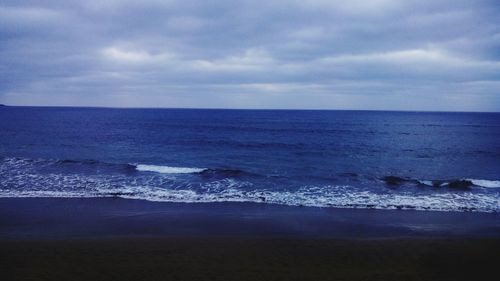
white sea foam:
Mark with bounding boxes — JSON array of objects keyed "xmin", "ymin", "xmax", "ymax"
[
  {"xmin": 468, "ymin": 179, "xmax": 500, "ymax": 188},
  {"xmin": 417, "ymin": 180, "xmax": 433, "ymax": 186},
  {"xmin": 135, "ymin": 164, "xmax": 205, "ymax": 174},
  {"xmin": 2, "ymin": 183, "xmax": 498, "ymax": 213},
  {"xmin": 1, "ymin": 157, "xmax": 499, "ymax": 213},
  {"xmin": 417, "ymin": 179, "xmax": 500, "ymax": 188}
]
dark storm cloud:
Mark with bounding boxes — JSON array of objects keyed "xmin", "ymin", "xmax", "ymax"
[{"xmin": 1, "ymin": 0, "xmax": 499, "ymax": 110}]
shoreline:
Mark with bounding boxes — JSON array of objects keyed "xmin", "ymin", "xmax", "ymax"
[{"xmin": 1, "ymin": 197, "xmax": 499, "ymax": 240}]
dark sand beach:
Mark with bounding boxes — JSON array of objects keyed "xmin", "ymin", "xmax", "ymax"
[
  {"xmin": 2, "ymin": 238, "xmax": 500, "ymax": 281},
  {"xmin": 1, "ymin": 198, "xmax": 499, "ymax": 280}
]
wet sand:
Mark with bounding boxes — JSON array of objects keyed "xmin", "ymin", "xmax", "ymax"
[
  {"xmin": 1, "ymin": 198, "xmax": 499, "ymax": 239},
  {"xmin": 1, "ymin": 198, "xmax": 499, "ymax": 280}
]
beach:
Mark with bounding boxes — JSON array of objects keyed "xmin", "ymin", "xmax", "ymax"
[
  {"xmin": 1, "ymin": 108, "xmax": 499, "ymax": 280},
  {"xmin": 1, "ymin": 198, "xmax": 500, "ymax": 280},
  {"xmin": 2, "ymin": 238, "xmax": 499, "ymax": 281}
]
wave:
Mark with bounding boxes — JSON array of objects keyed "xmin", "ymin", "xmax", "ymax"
[
  {"xmin": 381, "ymin": 176, "xmax": 500, "ymax": 189},
  {"xmin": 133, "ymin": 164, "xmax": 260, "ymax": 179},
  {"xmin": 1, "ymin": 184, "xmax": 498, "ymax": 213},
  {"xmin": 467, "ymin": 179, "xmax": 500, "ymax": 188},
  {"xmin": 197, "ymin": 168, "xmax": 259, "ymax": 179},
  {"xmin": 135, "ymin": 164, "xmax": 205, "ymax": 174},
  {"xmin": 133, "ymin": 165, "xmax": 256, "ymax": 178},
  {"xmin": 1, "ymin": 157, "xmax": 499, "ymax": 212},
  {"xmin": 416, "ymin": 179, "xmax": 500, "ymax": 189},
  {"xmin": 0, "ymin": 157, "xmax": 255, "ymax": 179},
  {"xmin": 57, "ymin": 159, "xmax": 99, "ymax": 165}
]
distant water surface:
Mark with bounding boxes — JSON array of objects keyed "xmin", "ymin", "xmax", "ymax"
[{"xmin": 0, "ymin": 107, "xmax": 499, "ymax": 212}]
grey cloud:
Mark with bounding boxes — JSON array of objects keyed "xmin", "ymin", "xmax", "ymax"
[{"xmin": 1, "ymin": 0, "xmax": 499, "ymax": 110}]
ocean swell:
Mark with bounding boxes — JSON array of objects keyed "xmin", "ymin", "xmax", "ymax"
[
  {"xmin": 468, "ymin": 179, "xmax": 500, "ymax": 188},
  {"xmin": 135, "ymin": 164, "xmax": 206, "ymax": 174},
  {"xmin": 380, "ymin": 175, "xmax": 500, "ymax": 189}
]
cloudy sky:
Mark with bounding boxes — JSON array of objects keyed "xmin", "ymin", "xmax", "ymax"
[{"xmin": 1, "ymin": 0, "xmax": 499, "ymax": 111}]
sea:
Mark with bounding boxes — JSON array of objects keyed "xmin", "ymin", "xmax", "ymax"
[{"xmin": 0, "ymin": 107, "xmax": 499, "ymax": 213}]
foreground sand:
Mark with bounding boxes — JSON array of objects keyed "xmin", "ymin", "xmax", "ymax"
[
  {"xmin": 1, "ymin": 198, "xmax": 499, "ymax": 280},
  {"xmin": 1, "ymin": 238, "xmax": 499, "ymax": 281}
]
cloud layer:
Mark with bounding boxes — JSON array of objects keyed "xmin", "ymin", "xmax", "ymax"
[{"xmin": 1, "ymin": 0, "xmax": 499, "ymax": 111}]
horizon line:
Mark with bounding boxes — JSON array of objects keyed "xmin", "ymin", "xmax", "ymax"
[{"xmin": 1, "ymin": 104, "xmax": 499, "ymax": 114}]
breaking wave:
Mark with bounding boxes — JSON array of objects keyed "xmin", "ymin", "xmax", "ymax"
[
  {"xmin": 381, "ymin": 175, "xmax": 500, "ymax": 189},
  {"xmin": 0, "ymin": 184, "xmax": 498, "ymax": 213},
  {"xmin": 135, "ymin": 164, "xmax": 206, "ymax": 174},
  {"xmin": 1, "ymin": 157, "xmax": 499, "ymax": 213},
  {"xmin": 467, "ymin": 179, "xmax": 500, "ymax": 188}
]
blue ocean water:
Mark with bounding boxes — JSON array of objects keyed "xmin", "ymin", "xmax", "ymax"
[{"xmin": 0, "ymin": 107, "xmax": 499, "ymax": 212}]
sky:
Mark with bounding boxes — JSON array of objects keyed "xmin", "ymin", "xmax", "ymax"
[{"xmin": 1, "ymin": 0, "xmax": 499, "ymax": 111}]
